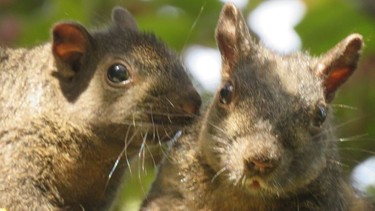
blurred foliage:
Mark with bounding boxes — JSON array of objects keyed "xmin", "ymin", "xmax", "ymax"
[
  {"xmin": 299, "ymin": 0, "xmax": 375, "ymax": 54},
  {"xmin": 296, "ymin": 0, "xmax": 375, "ymax": 174},
  {"xmin": 1, "ymin": 0, "xmax": 375, "ymax": 210},
  {"xmin": 368, "ymin": 186, "xmax": 375, "ymax": 203}
]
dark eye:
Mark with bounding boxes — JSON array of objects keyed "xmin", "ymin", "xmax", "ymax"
[
  {"xmin": 219, "ymin": 81, "xmax": 234, "ymax": 105},
  {"xmin": 313, "ymin": 104, "xmax": 327, "ymax": 127},
  {"xmin": 107, "ymin": 64, "xmax": 130, "ymax": 84}
]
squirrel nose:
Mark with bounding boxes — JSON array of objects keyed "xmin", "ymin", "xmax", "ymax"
[
  {"xmin": 245, "ymin": 156, "xmax": 278, "ymax": 175},
  {"xmin": 179, "ymin": 88, "xmax": 201, "ymax": 115}
]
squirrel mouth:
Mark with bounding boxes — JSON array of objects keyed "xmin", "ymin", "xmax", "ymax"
[
  {"xmin": 250, "ymin": 180, "xmax": 261, "ymax": 189},
  {"xmin": 244, "ymin": 178, "xmax": 265, "ymax": 193},
  {"xmin": 149, "ymin": 113, "xmax": 195, "ymax": 126},
  {"xmin": 139, "ymin": 113, "xmax": 195, "ymax": 143}
]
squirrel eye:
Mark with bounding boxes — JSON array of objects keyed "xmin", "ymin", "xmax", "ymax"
[
  {"xmin": 219, "ymin": 81, "xmax": 234, "ymax": 105},
  {"xmin": 313, "ymin": 104, "xmax": 327, "ymax": 127},
  {"xmin": 107, "ymin": 64, "xmax": 130, "ymax": 84}
]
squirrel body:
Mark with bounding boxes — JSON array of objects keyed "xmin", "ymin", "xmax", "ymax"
[
  {"xmin": 142, "ymin": 3, "xmax": 368, "ymax": 211},
  {"xmin": 0, "ymin": 7, "xmax": 201, "ymax": 210}
]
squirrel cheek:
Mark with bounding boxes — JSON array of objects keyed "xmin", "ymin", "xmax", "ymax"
[{"xmin": 199, "ymin": 128, "xmax": 223, "ymax": 171}]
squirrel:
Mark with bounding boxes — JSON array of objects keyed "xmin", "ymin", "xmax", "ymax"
[
  {"xmin": 141, "ymin": 3, "xmax": 370, "ymax": 211},
  {"xmin": 0, "ymin": 6, "xmax": 201, "ymax": 211}
]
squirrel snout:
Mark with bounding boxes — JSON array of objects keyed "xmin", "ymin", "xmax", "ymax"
[
  {"xmin": 180, "ymin": 99, "xmax": 201, "ymax": 115},
  {"xmin": 178, "ymin": 88, "xmax": 201, "ymax": 115},
  {"xmin": 244, "ymin": 156, "xmax": 279, "ymax": 175}
]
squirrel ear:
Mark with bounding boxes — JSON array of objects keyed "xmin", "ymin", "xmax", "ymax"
[
  {"xmin": 112, "ymin": 6, "xmax": 138, "ymax": 32},
  {"xmin": 52, "ymin": 23, "xmax": 91, "ymax": 78},
  {"xmin": 215, "ymin": 3, "xmax": 252, "ymax": 75},
  {"xmin": 315, "ymin": 34, "xmax": 363, "ymax": 102}
]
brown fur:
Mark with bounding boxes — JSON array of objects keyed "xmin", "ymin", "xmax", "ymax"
[
  {"xmin": 0, "ymin": 7, "xmax": 201, "ymax": 210},
  {"xmin": 141, "ymin": 3, "xmax": 370, "ymax": 211}
]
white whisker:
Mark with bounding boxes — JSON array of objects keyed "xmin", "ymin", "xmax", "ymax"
[
  {"xmin": 125, "ymin": 127, "xmax": 139, "ymax": 176},
  {"xmin": 181, "ymin": 0, "xmax": 207, "ymax": 52},
  {"xmin": 312, "ymin": 117, "xmax": 365, "ymax": 140},
  {"xmin": 211, "ymin": 167, "xmax": 227, "ymax": 183},
  {"xmin": 101, "ymin": 127, "xmax": 138, "ymax": 199},
  {"xmin": 339, "ymin": 147, "xmax": 375, "ymax": 155},
  {"xmin": 339, "ymin": 133, "xmax": 369, "ymax": 142},
  {"xmin": 331, "ymin": 104, "xmax": 358, "ymax": 110},
  {"xmin": 234, "ymin": 174, "xmax": 242, "ymax": 187},
  {"xmin": 151, "ymin": 107, "xmax": 157, "ymax": 141},
  {"xmin": 208, "ymin": 122, "xmax": 228, "ymax": 136},
  {"xmin": 165, "ymin": 97, "xmax": 176, "ymax": 108},
  {"xmin": 139, "ymin": 130, "xmax": 149, "ymax": 173},
  {"xmin": 146, "ymin": 143, "xmax": 157, "ymax": 169}
]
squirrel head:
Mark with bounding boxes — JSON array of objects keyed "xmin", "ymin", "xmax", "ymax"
[
  {"xmin": 200, "ymin": 3, "xmax": 362, "ymax": 197},
  {"xmin": 51, "ymin": 7, "xmax": 201, "ymax": 149}
]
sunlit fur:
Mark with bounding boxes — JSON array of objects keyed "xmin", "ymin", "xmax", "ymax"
[
  {"xmin": 0, "ymin": 7, "xmax": 200, "ymax": 210},
  {"xmin": 201, "ymin": 47, "xmax": 329, "ymax": 197},
  {"xmin": 142, "ymin": 3, "xmax": 369, "ymax": 211}
]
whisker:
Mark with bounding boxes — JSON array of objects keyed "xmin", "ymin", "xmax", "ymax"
[
  {"xmin": 142, "ymin": 147, "xmax": 147, "ymax": 175},
  {"xmin": 327, "ymin": 159, "xmax": 345, "ymax": 167},
  {"xmin": 158, "ymin": 130, "xmax": 182, "ymax": 163},
  {"xmin": 108, "ymin": 155, "xmax": 121, "ymax": 183},
  {"xmin": 139, "ymin": 110, "xmax": 197, "ymax": 118},
  {"xmin": 234, "ymin": 174, "xmax": 242, "ymax": 187},
  {"xmin": 150, "ymin": 106, "xmax": 156, "ymax": 141},
  {"xmin": 124, "ymin": 127, "xmax": 139, "ymax": 176},
  {"xmin": 158, "ymin": 140, "xmax": 171, "ymax": 163},
  {"xmin": 208, "ymin": 122, "xmax": 226, "ymax": 134},
  {"xmin": 241, "ymin": 175, "xmax": 247, "ymax": 188},
  {"xmin": 274, "ymin": 180, "xmax": 285, "ymax": 198},
  {"xmin": 165, "ymin": 97, "xmax": 176, "ymax": 108},
  {"xmin": 181, "ymin": 0, "xmax": 207, "ymax": 52},
  {"xmin": 101, "ymin": 127, "xmax": 138, "ymax": 199},
  {"xmin": 333, "ymin": 116, "xmax": 366, "ymax": 129},
  {"xmin": 137, "ymin": 156, "xmax": 147, "ymax": 196},
  {"xmin": 167, "ymin": 112, "xmax": 172, "ymax": 123},
  {"xmin": 312, "ymin": 117, "xmax": 365, "ymax": 139},
  {"xmin": 331, "ymin": 104, "xmax": 358, "ymax": 110},
  {"xmin": 163, "ymin": 126, "xmax": 172, "ymax": 140},
  {"xmin": 139, "ymin": 130, "xmax": 149, "ymax": 171},
  {"xmin": 106, "ymin": 120, "xmax": 187, "ymax": 128},
  {"xmin": 109, "ymin": 129, "xmax": 137, "ymax": 179},
  {"xmin": 207, "ymin": 121, "xmax": 231, "ymax": 139},
  {"xmin": 207, "ymin": 132, "xmax": 233, "ymax": 149},
  {"xmin": 133, "ymin": 131, "xmax": 151, "ymax": 197},
  {"xmin": 338, "ymin": 147, "xmax": 375, "ymax": 156},
  {"xmin": 339, "ymin": 133, "xmax": 369, "ymax": 142},
  {"xmin": 132, "ymin": 113, "xmax": 136, "ymax": 127},
  {"xmin": 211, "ymin": 166, "xmax": 227, "ymax": 183},
  {"xmin": 156, "ymin": 126, "xmax": 167, "ymax": 153},
  {"xmin": 146, "ymin": 142, "xmax": 157, "ymax": 169}
]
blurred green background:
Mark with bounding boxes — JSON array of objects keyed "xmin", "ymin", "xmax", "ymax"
[{"xmin": 1, "ymin": 0, "xmax": 375, "ymax": 210}]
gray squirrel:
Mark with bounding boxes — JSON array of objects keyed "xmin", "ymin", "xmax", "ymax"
[
  {"xmin": 0, "ymin": 6, "xmax": 201, "ymax": 210},
  {"xmin": 141, "ymin": 3, "xmax": 370, "ymax": 211}
]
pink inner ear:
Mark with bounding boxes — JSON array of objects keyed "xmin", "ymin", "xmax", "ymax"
[
  {"xmin": 217, "ymin": 33, "xmax": 236, "ymax": 65},
  {"xmin": 325, "ymin": 67, "xmax": 353, "ymax": 95},
  {"xmin": 53, "ymin": 24, "xmax": 87, "ymax": 62}
]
